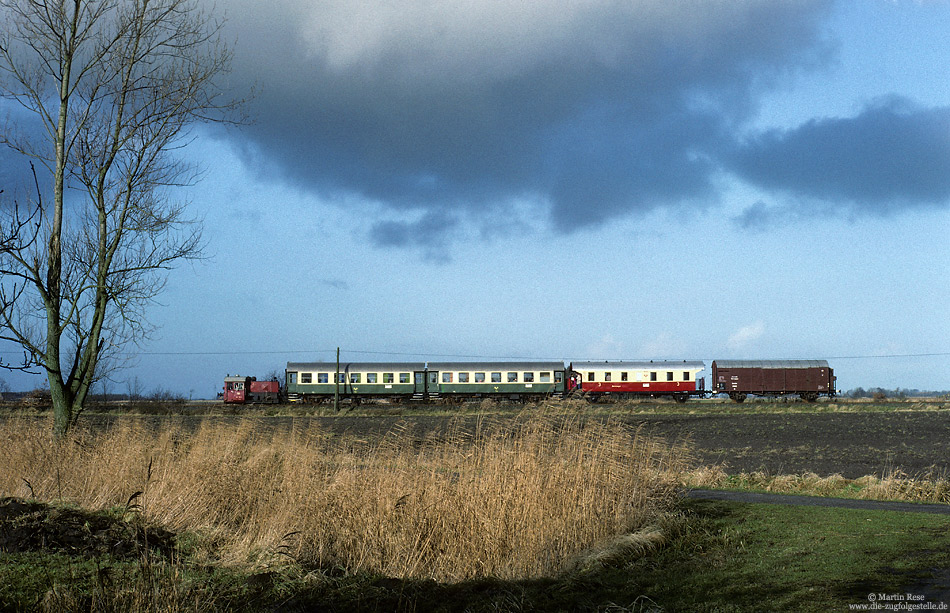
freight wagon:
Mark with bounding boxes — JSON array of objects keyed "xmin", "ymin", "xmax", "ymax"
[{"xmin": 711, "ymin": 360, "xmax": 835, "ymax": 402}]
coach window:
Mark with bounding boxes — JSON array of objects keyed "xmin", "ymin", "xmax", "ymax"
[
  {"xmin": 350, "ymin": 373, "xmax": 361, "ymax": 384},
  {"xmin": 540, "ymin": 372, "xmax": 551, "ymax": 383},
  {"xmin": 301, "ymin": 373, "xmax": 312, "ymax": 384},
  {"xmin": 524, "ymin": 372, "xmax": 534, "ymax": 382},
  {"xmin": 317, "ymin": 373, "xmax": 328, "ymax": 384},
  {"xmin": 650, "ymin": 372, "xmax": 657, "ymax": 381},
  {"xmin": 399, "ymin": 372, "xmax": 410, "ymax": 383},
  {"xmin": 507, "ymin": 372, "xmax": 518, "ymax": 382},
  {"xmin": 555, "ymin": 372, "xmax": 563, "ymax": 383},
  {"xmin": 667, "ymin": 372, "xmax": 674, "ymax": 382},
  {"xmin": 491, "ymin": 372, "xmax": 502, "ymax": 383},
  {"xmin": 442, "ymin": 372, "xmax": 453, "ymax": 383},
  {"xmin": 337, "ymin": 373, "xmax": 346, "ymax": 383},
  {"xmin": 683, "ymin": 371, "xmax": 690, "ymax": 381},
  {"xmin": 588, "ymin": 372, "xmax": 595, "ymax": 382},
  {"xmin": 475, "ymin": 372, "xmax": 486, "ymax": 383},
  {"xmin": 604, "ymin": 372, "xmax": 612, "ymax": 382},
  {"xmin": 366, "ymin": 373, "xmax": 376, "ymax": 383},
  {"xmin": 459, "ymin": 372, "xmax": 469, "ymax": 383},
  {"xmin": 429, "ymin": 372, "xmax": 438, "ymax": 384},
  {"xmin": 621, "ymin": 372, "xmax": 628, "ymax": 381},
  {"xmin": 288, "ymin": 373, "xmax": 297, "ymax": 385},
  {"xmin": 383, "ymin": 373, "xmax": 394, "ymax": 383}
]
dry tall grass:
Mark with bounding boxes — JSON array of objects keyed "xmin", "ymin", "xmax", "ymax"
[
  {"xmin": 685, "ymin": 465, "xmax": 950, "ymax": 504},
  {"xmin": 0, "ymin": 415, "xmax": 690, "ymax": 581}
]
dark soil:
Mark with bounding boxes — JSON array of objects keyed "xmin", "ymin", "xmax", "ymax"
[
  {"xmin": 0, "ymin": 497, "xmax": 176, "ymax": 559},
  {"xmin": 628, "ymin": 411, "xmax": 950, "ymax": 479}
]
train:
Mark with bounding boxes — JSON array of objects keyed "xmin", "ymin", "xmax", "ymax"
[{"xmin": 223, "ymin": 358, "xmax": 836, "ymax": 405}]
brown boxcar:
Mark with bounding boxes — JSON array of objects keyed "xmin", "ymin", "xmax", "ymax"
[{"xmin": 711, "ymin": 360, "xmax": 835, "ymax": 402}]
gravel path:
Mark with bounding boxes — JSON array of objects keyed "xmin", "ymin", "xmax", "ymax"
[{"xmin": 683, "ymin": 488, "xmax": 950, "ymax": 514}]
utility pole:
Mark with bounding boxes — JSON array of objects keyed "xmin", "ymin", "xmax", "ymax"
[{"xmin": 334, "ymin": 347, "xmax": 340, "ymax": 412}]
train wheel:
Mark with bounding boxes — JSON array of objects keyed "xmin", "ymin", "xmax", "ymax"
[
  {"xmin": 673, "ymin": 393, "xmax": 688, "ymax": 404},
  {"xmin": 729, "ymin": 392, "xmax": 747, "ymax": 403}
]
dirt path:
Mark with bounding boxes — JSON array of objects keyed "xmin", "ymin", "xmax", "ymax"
[{"xmin": 683, "ymin": 488, "xmax": 950, "ymax": 514}]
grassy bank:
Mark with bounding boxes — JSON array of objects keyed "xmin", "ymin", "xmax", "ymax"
[{"xmin": 600, "ymin": 498, "xmax": 950, "ymax": 612}]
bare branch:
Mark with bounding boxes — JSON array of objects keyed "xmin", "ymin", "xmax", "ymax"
[{"xmin": 0, "ymin": 0, "xmax": 238, "ymax": 435}]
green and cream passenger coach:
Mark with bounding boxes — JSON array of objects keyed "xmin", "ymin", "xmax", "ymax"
[
  {"xmin": 285, "ymin": 362, "xmax": 423, "ymax": 402},
  {"xmin": 284, "ymin": 361, "xmax": 568, "ymax": 403},
  {"xmin": 426, "ymin": 361, "xmax": 568, "ymax": 401}
]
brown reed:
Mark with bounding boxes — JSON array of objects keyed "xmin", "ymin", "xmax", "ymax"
[{"xmin": 0, "ymin": 415, "xmax": 690, "ymax": 581}]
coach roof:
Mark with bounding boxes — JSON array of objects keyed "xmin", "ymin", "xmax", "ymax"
[
  {"xmin": 426, "ymin": 361, "xmax": 566, "ymax": 372},
  {"xmin": 572, "ymin": 360, "xmax": 705, "ymax": 370},
  {"xmin": 712, "ymin": 360, "xmax": 830, "ymax": 369},
  {"xmin": 287, "ymin": 362, "xmax": 425, "ymax": 372}
]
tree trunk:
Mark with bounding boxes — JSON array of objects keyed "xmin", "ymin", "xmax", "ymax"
[{"xmin": 49, "ymin": 376, "xmax": 74, "ymax": 439}]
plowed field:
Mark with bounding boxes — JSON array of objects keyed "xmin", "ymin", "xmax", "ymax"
[{"xmin": 265, "ymin": 409, "xmax": 950, "ymax": 479}]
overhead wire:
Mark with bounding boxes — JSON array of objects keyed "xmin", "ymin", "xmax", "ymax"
[{"xmin": 113, "ymin": 348, "xmax": 950, "ymax": 361}]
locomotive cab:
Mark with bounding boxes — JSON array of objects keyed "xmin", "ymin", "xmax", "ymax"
[{"xmin": 223, "ymin": 375, "xmax": 250, "ymax": 404}]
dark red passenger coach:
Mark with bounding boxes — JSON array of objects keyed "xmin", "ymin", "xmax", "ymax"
[{"xmin": 711, "ymin": 360, "xmax": 835, "ymax": 403}]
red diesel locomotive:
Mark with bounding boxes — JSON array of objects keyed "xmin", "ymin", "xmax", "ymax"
[{"xmin": 223, "ymin": 375, "xmax": 280, "ymax": 404}]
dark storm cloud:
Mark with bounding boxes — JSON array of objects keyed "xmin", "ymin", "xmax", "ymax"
[
  {"xmin": 732, "ymin": 201, "xmax": 787, "ymax": 230},
  {"xmin": 215, "ymin": 0, "xmax": 851, "ymax": 249},
  {"xmin": 369, "ymin": 211, "xmax": 458, "ymax": 263},
  {"xmin": 728, "ymin": 98, "xmax": 950, "ymax": 212}
]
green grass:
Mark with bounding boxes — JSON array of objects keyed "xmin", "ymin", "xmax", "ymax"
[{"xmin": 609, "ymin": 499, "xmax": 950, "ymax": 612}]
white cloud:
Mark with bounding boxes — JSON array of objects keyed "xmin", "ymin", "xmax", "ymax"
[
  {"xmin": 584, "ymin": 334, "xmax": 624, "ymax": 359},
  {"xmin": 248, "ymin": 0, "xmax": 804, "ymax": 83},
  {"xmin": 638, "ymin": 332, "xmax": 688, "ymax": 358},
  {"xmin": 727, "ymin": 321, "xmax": 765, "ymax": 351}
]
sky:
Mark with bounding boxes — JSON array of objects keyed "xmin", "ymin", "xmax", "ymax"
[{"xmin": 1, "ymin": 0, "xmax": 949, "ymax": 398}]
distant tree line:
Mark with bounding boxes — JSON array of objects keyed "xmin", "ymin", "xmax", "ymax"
[
  {"xmin": 0, "ymin": 375, "xmax": 190, "ymax": 404},
  {"xmin": 845, "ymin": 387, "xmax": 950, "ymax": 399}
]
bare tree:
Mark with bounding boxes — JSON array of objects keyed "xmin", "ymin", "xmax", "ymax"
[{"xmin": 0, "ymin": 0, "xmax": 237, "ymax": 436}]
